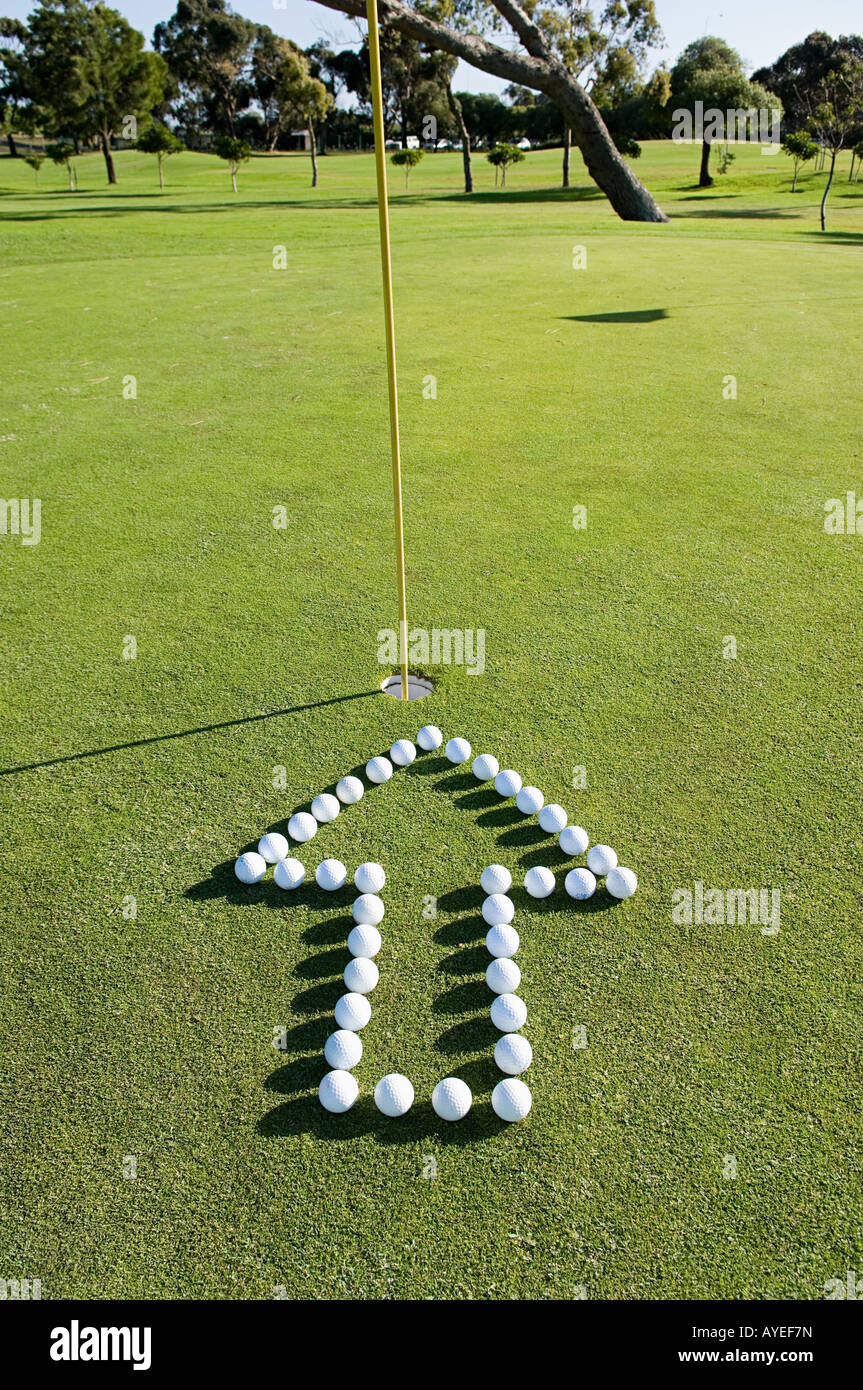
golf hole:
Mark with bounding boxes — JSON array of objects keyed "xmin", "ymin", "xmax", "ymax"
[{"xmin": 380, "ymin": 673, "xmax": 435, "ymax": 700}]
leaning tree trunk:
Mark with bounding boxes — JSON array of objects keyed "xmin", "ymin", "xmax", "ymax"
[
  {"xmin": 699, "ymin": 137, "xmax": 713, "ymax": 187},
  {"xmin": 100, "ymin": 127, "xmax": 117, "ymax": 184},
  {"xmin": 821, "ymin": 147, "xmax": 837, "ymax": 231},
  {"xmin": 562, "ymin": 123, "xmax": 570, "ymax": 188},
  {"xmin": 446, "ymin": 82, "xmax": 472, "ymax": 193},
  {"xmin": 308, "ymin": 119, "xmax": 319, "ymax": 187},
  {"xmin": 6, "ymin": 132, "xmax": 18, "ymax": 157},
  {"xmin": 312, "ymin": 0, "xmax": 668, "ymax": 222}
]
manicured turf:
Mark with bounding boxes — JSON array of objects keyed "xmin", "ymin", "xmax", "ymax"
[{"xmin": 1, "ymin": 140, "xmax": 861, "ymax": 1300}]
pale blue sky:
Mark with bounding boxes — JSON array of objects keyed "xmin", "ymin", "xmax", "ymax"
[{"xmin": 3, "ymin": 0, "xmax": 860, "ymax": 94}]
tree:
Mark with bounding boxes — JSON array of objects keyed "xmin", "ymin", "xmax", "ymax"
[
  {"xmin": 137, "ymin": 120, "xmax": 183, "ymax": 190},
  {"xmin": 670, "ymin": 37, "xmax": 775, "ymax": 187},
  {"xmin": 154, "ymin": 0, "xmax": 256, "ymax": 141},
  {"xmin": 754, "ymin": 31, "xmax": 863, "ymax": 134},
  {"xmin": 213, "ymin": 132, "xmax": 250, "ymax": 191},
  {"xmin": 23, "ymin": 149, "xmax": 43, "ymax": 183},
  {"xmin": 46, "ymin": 139, "xmax": 76, "ymax": 189},
  {"xmin": 390, "ymin": 144, "xmax": 423, "ymax": 188},
  {"xmin": 486, "ymin": 140, "xmax": 524, "ymax": 186},
  {"xmin": 250, "ymin": 30, "xmax": 332, "ymax": 183},
  {"xmin": 782, "ymin": 129, "xmax": 817, "ymax": 191},
  {"xmin": 801, "ymin": 58, "xmax": 863, "ymax": 229},
  {"xmin": 311, "ymin": 0, "xmax": 668, "ymax": 222},
  {"xmin": 851, "ymin": 137, "xmax": 863, "ymax": 182},
  {"xmin": 0, "ymin": 18, "xmax": 31, "ymax": 155}
]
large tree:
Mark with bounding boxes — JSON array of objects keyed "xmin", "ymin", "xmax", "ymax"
[
  {"xmin": 154, "ymin": 0, "xmax": 256, "ymax": 141},
  {"xmin": 670, "ymin": 37, "xmax": 774, "ymax": 188},
  {"xmin": 753, "ymin": 31, "xmax": 863, "ymax": 134},
  {"xmin": 311, "ymin": 0, "xmax": 668, "ymax": 221}
]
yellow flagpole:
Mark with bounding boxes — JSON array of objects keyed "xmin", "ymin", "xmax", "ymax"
[{"xmin": 366, "ymin": 0, "xmax": 410, "ymax": 700}]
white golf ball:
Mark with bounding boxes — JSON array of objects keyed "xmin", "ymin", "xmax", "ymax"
[
  {"xmin": 490, "ymin": 993, "xmax": 528, "ymax": 1033},
  {"xmin": 390, "ymin": 738, "xmax": 416, "ymax": 766},
  {"xmin": 565, "ymin": 867, "xmax": 597, "ymax": 900},
  {"xmin": 288, "ymin": 811, "xmax": 317, "ymax": 843},
  {"xmin": 347, "ymin": 923, "xmax": 382, "ymax": 959},
  {"xmin": 480, "ymin": 864, "xmax": 512, "ymax": 896},
  {"xmin": 524, "ymin": 865, "xmax": 555, "ymax": 899},
  {"xmin": 416, "ymin": 725, "xmax": 443, "ymax": 751},
  {"xmin": 606, "ymin": 865, "xmax": 638, "ymax": 899},
  {"xmin": 586, "ymin": 844, "xmax": 618, "ymax": 876},
  {"xmin": 257, "ymin": 832, "xmax": 289, "ymax": 864},
  {"xmin": 494, "ymin": 769, "xmax": 522, "ymax": 798},
  {"xmin": 343, "ymin": 956, "xmax": 379, "ymax": 994},
  {"xmin": 334, "ymin": 992, "xmax": 372, "ymax": 1032},
  {"xmin": 486, "ymin": 924, "xmax": 520, "ymax": 959},
  {"xmin": 559, "ymin": 824, "xmax": 590, "ymax": 857},
  {"xmin": 472, "ymin": 753, "xmax": 499, "ymax": 782},
  {"xmin": 324, "ymin": 1029, "xmax": 363, "ymax": 1071},
  {"xmin": 318, "ymin": 1069, "xmax": 359, "ymax": 1114},
  {"xmin": 492, "ymin": 1078, "xmax": 533, "ymax": 1121},
  {"xmin": 315, "ymin": 858, "xmax": 347, "ymax": 892},
  {"xmin": 374, "ymin": 1073, "xmax": 414, "ymax": 1117},
  {"xmin": 445, "ymin": 737, "xmax": 471, "ymax": 765},
  {"xmin": 273, "ymin": 856, "xmax": 305, "ymax": 890},
  {"xmin": 482, "ymin": 893, "xmax": 515, "ymax": 927},
  {"xmin": 486, "ymin": 957, "xmax": 522, "ymax": 994},
  {"xmin": 352, "ymin": 893, "xmax": 385, "ymax": 926},
  {"xmin": 431, "ymin": 1077, "xmax": 472, "ymax": 1122},
  {"xmin": 495, "ymin": 1033, "xmax": 532, "ymax": 1076},
  {"xmin": 234, "ymin": 851, "xmax": 267, "ymax": 885},
  {"xmin": 311, "ymin": 792, "xmax": 340, "ymax": 823},
  {"xmin": 354, "ymin": 861, "xmax": 386, "ymax": 894},
  {"xmin": 516, "ymin": 785, "xmax": 544, "ymax": 815},
  {"xmin": 336, "ymin": 775, "xmax": 364, "ymax": 805},
  {"xmin": 539, "ymin": 803, "xmax": 568, "ymax": 834},
  {"xmin": 366, "ymin": 755, "xmax": 393, "ymax": 784}
]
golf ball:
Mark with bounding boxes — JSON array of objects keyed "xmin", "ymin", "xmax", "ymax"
[
  {"xmin": 354, "ymin": 861, "xmax": 386, "ymax": 895},
  {"xmin": 559, "ymin": 824, "xmax": 590, "ymax": 857},
  {"xmin": 334, "ymin": 992, "xmax": 372, "ymax": 1032},
  {"xmin": 343, "ymin": 956, "xmax": 379, "ymax": 994},
  {"xmin": 352, "ymin": 893, "xmax": 385, "ymax": 926},
  {"xmin": 486, "ymin": 924, "xmax": 520, "ymax": 959},
  {"xmin": 234, "ymin": 851, "xmax": 266, "ymax": 885},
  {"xmin": 490, "ymin": 993, "xmax": 528, "ymax": 1033},
  {"xmin": 538, "ymin": 803, "xmax": 568, "ymax": 834},
  {"xmin": 315, "ymin": 858, "xmax": 347, "ymax": 892},
  {"xmin": 486, "ymin": 958, "xmax": 522, "ymax": 993},
  {"xmin": 606, "ymin": 865, "xmax": 638, "ymax": 899},
  {"xmin": 257, "ymin": 832, "xmax": 289, "ymax": 864},
  {"xmin": 432, "ymin": 1077, "xmax": 472, "ymax": 1122},
  {"xmin": 366, "ymin": 755, "xmax": 393, "ymax": 784},
  {"xmin": 482, "ymin": 893, "xmax": 515, "ymax": 927},
  {"xmin": 390, "ymin": 738, "xmax": 417, "ymax": 766},
  {"xmin": 347, "ymin": 923, "xmax": 382, "ymax": 959},
  {"xmin": 586, "ymin": 844, "xmax": 618, "ymax": 876},
  {"xmin": 336, "ymin": 775, "xmax": 364, "ymax": 805},
  {"xmin": 324, "ymin": 1029, "xmax": 363, "ymax": 1071},
  {"xmin": 445, "ymin": 737, "xmax": 471, "ymax": 765},
  {"xmin": 472, "ymin": 753, "xmax": 499, "ymax": 782},
  {"xmin": 311, "ymin": 792, "xmax": 340, "ymax": 823},
  {"xmin": 524, "ymin": 866, "xmax": 555, "ymax": 899},
  {"xmin": 319, "ymin": 1069, "xmax": 359, "ymax": 1114},
  {"xmin": 416, "ymin": 725, "xmax": 443, "ymax": 751},
  {"xmin": 480, "ymin": 864, "xmax": 512, "ymax": 896},
  {"xmin": 564, "ymin": 867, "xmax": 596, "ymax": 900},
  {"xmin": 374, "ymin": 1073, "xmax": 414, "ymax": 1117},
  {"xmin": 288, "ymin": 811, "xmax": 317, "ymax": 843},
  {"xmin": 492, "ymin": 1077, "xmax": 532, "ymax": 1122},
  {"xmin": 494, "ymin": 769, "xmax": 522, "ymax": 798},
  {"xmin": 516, "ymin": 785, "xmax": 544, "ymax": 815},
  {"xmin": 273, "ymin": 857, "xmax": 305, "ymax": 891},
  {"xmin": 494, "ymin": 1033, "xmax": 533, "ymax": 1076}
]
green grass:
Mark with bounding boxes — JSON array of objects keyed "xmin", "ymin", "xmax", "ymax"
[{"xmin": 1, "ymin": 140, "xmax": 862, "ymax": 1301}]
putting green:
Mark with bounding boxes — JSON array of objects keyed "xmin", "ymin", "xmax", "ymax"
[{"xmin": 1, "ymin": 142, "xmax": 861, "ymax": 1299}]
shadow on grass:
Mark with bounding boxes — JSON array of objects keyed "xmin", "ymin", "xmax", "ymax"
[{"xmin": 564, "ymin": 308, "xmax": 668, "ymax": 323}]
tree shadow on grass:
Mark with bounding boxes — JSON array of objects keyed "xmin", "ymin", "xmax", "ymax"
[{"xmin": 564, "ymin": 308, "xmax": 668, "ymax": 323}]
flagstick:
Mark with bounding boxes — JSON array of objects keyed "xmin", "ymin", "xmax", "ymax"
[{"xmin": 366, "ymin": 0, "xmax": 410, "ymax": 700}]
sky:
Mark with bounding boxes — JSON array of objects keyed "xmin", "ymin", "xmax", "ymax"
[{"xmin": 4, "ymin": 0, "xmax": 861, "ymax": 96}]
